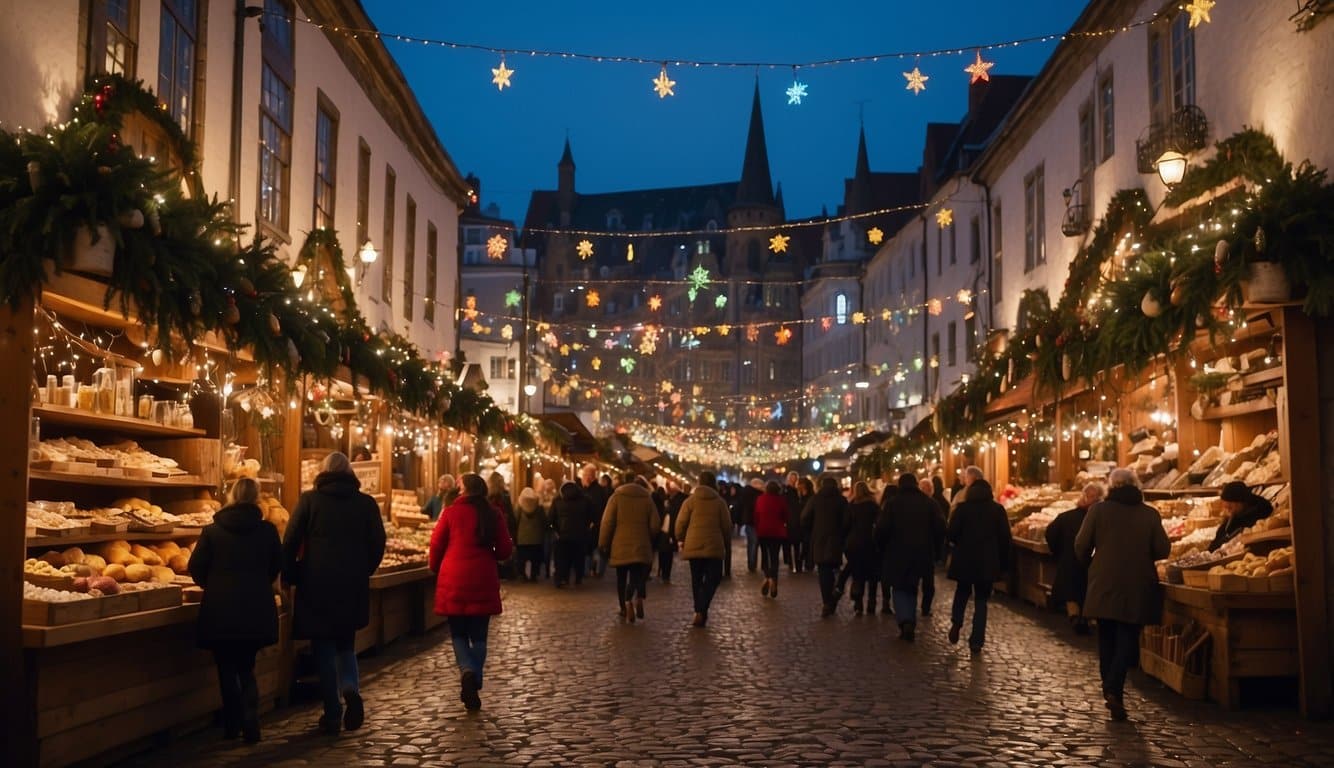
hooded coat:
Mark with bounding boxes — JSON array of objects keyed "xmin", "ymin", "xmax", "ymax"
[
  {"xmin": 946, "ymin": 480, "xmax": 1011, "ymax": 584},
  {"xmin": 754, "ymin": 490, "xmax": 789, "ymax": 540},
  {"xmin": 801, "ymin": 485, "xmax": 849, "ymax": 566},
  {"xmin": 429, "ymin": 495, "xmax": 514, "ymax": 616},
  {"xmin": 875, "ymin": 487, "xmax": 944, "ymax": 589},
  {"xmin": 551, "ymin": 482, "xmax": 594, "ymax": 544},
  {"xmin": 598, "ymin": 482, "xmax": 662, "ymax": 566},
  {"xmin": 675, "ymin": 485, "xmax": 732, "ymax": 560},
  {"xmin": 282, "ymin": 471, "xmax": 386, "ymax": 639},
  {"xmin": 515, "ymin": 489, "xmax": 548, "ymax": 547},
  {"xmin": 1044, "ymin": 502, "xmax": 1091, "ymax": 605},
  {"xmin": 189, "ymin": 502, "xmax": 282, "ymax": 651},
  {"xmin": 1076, "ymin": 484, "xmax": 1171, "ymax": 625}
]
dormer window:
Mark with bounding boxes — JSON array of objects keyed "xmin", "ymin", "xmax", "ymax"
[
  {"xmin": 606, "ymin": 209, "xmax": 622, "ymax": 230},
  {"xmin": 705, "ymin": 219, "xmax": 718, "ymax": 232}
]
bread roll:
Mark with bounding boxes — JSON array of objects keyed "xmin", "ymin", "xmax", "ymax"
[
  {"xmin": 103, "ymin": 563, "xmax": 127, "ymax": 582},
  {"xmin": 130, "ymin": 544, "xmax": 163, "ymax": 566},
  {"xmin": 125, "ymin": 564, "xmax": 152, "ymax": 583},
  {"xmin": 151, "ymin": 566, "xmax": 175, "ymax": 584},
  {"xmin": 60, "ymin": 546, "xmax": 86, "ymax": 566},
  {"xmin": 168, "ymin": 553, "xmax": 191, "ymax": 575}
]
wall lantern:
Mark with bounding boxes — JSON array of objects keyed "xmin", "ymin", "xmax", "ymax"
[{"xmin": 1154, "ymin": 150, "xmax": 1189, "ymax": 188}]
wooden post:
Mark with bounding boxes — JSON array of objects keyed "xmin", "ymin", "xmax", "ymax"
[
  {"xmin": 280, "ymin": 375, "xmax": 303, "ymax": 513},
  {"xmin": 0, "ymin": 296, "xmax": 35, "ymax": 766},
  {"xmin": 1282, "ymin": 307, "xmax": 1331, "ymax": 718}
]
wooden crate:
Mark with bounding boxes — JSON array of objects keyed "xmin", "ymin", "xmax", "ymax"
[
  {"xmin": 141, "ymin": 438, "xmax": 221, "ymax": 487},
  {"xmin": 98, "ymin": 592, "xmax": 140, "ymax": 618},
  {"xmin": 1141, "ymin": 649, "xmax": 1208, "ymax": 700},
  {"xmin": 133, "ymin": 585, "xmax": 183, "ymax": 611},
  {"xmin": 23, "ymin": 598, "xmax": 101, "ymax": 626}
]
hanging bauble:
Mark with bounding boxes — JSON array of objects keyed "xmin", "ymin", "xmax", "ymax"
[
  {"xmin": 237, "ymin": 277, "xmax": 256, "ymax": 297},
  {"xmin": 223, "ymin": 297, "xmax": 239, "ymax": 325},
  {"xmin": 1034, "ymin": 334, "xmax": 1042, "ymax": 348},
  {"xmin": 26, "ymin": 160, "xmax": 40, "ymax": 192},
  {"xmin": 1061, "ymin": 353, "xmax": 1073, "ymax": 382},
  {"xmin": 1141, "ymin": 291, "xmax": 1164, "ymax": 318},
  {"xmin": 268, "ymin": 313, "xmax": 281, "ymax": 336},
  {"xmin": 1170, "ymin": 279, "xmax": 1186, "ymax": 307},
  {"xmin": 1195, "ymin": 314, "xmax": 1208, "ymax": 328},
  {"xmin": 1214, "ymin": 239, "xmax": 1230, "ymax": 270},
  {"xmin": 117, "ymin": 209, "xmax": 145, "ymax": 229},
  {"xmin": 150, "ymin": 348, "xmax": 165, "ymax": 367},
  {"xmin": 1253, "ymin": 226, "xmax": 1266, "ymax": 254}
]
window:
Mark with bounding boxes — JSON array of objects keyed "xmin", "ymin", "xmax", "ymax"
[
  {"xmin": 1170, "ymin": 14, "xmax": 1196, "ymax": 113},
  {"xmin": 606, "ymin": 210, "xmax": 621, "ymax": 229},
  {"xmin": 835, "ymin": 292, "xmax": 849, "ymax": 325},
  {"xmin": 258, "ymin": 1, "xmax": 294, "ymax": 235},
  {"xmin": 1024, "ymin": 167, "xmax": 1045, "ymax": 272},
  {"xmin": 1078, "ymin": 100, "xmax": 1095, "ymax": 205},
  {"xmin": 947, "ymin": 322, "xmax": 957, "ymax": 367},
  {"xmin": 356, "ymin": 140, "xmax": 371, "ymax": 252},
  {"xmin": 96, "ymin": 0, "xmax": 138, "ymax": 77},
  {"xmin": 969, "ymin": 216, "xmax": 981, "ymax": 264},
  {"xmin": 696, "ymin": 240, "xmax": 710, "ymax": 255},
  {"xmin": 1099, "ymin": 71, "xmax": 1114, "ymax": 161},
  {"xmin": 402, "ymin": 196, "xmax": 416, "ymax": 320},
  {"xmin": 553, "ymin": 293, "xmax": 565, "ymax": 314},
  {"xmin": 158, "ymin": 0, "xmax": 197, "ymax": 132},
  {"xmin": 993, "ymin": 203, "xmax": 1003, "ymax": 302},
  {"xmin": 381, "ymin": 167, "xmax": 395, "ymax": 305},
  {"xmin": 489, "ymin": 357, "xmax": 516, "ymax": 381},
  {"xmin": 1149, "ymin": 16, "xmax": 1195, "ymax": 124},
  {"xmin": 965, "ymin": 315, "xmax": 978, "ymax": 362},
  {"xmin": 768, "ymin": 361, "xmax": 776, "ymax": 382},
  {"xmin": 313, "ymin": 96, "xmax": 338, "ymax": 229},
  {"xmin": 425, "ymin": 223, "xmax": 437, "ymax": 324},
  {"xmin": 931, "ymin": 333, "xmax": 941, "ymax": 390},
  {"xmin": 721, "ymin": 362, "xmax": 733, "ymax": 383},
  {"xmin": 742, "ymin": 362, "xmax": 756, "ymax": 386}
]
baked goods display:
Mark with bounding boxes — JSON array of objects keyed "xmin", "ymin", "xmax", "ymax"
[
  {"xmin": 32, "ymin": 437, "xmax": 192, "ymax": 478},
  {"xmin": 379, "ymin": 523, "xmax": 430, "ymax": 571},
  {"xmin": 260, "ymin": 494, "xmax": 290, "ymax": 536}
]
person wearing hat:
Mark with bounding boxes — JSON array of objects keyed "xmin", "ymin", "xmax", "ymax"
[{"xmin": 1208, "ymin": 482, "xmax": 1273, "ymax": 552}]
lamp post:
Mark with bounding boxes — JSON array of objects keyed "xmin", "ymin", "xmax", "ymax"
[{"xmin": 1154, "ymin": 150, "xmax": 1189, "ymax": 189}]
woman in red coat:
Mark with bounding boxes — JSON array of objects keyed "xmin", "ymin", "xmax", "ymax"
[
  {"xmin": 429, "ymin": 473, "xmax": 514, "ymax": 711},
  {"xmin": 754, "ymin": 481, "xmax": 789, "ymax": 599}
]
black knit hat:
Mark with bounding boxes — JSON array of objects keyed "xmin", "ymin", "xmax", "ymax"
[{"xmin": 1220, "ymin": 481, "xmax": 1251, "ymax": 503}]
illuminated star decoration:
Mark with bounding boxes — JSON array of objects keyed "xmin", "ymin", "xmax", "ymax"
[
  {"xmin": 648, "ymin": 295, "xmax": 663, "ymax": 311},
  {"xmin": 775, "ymin": 326, "xmax": 793, "ymax": 345},
  {"xmin": 500, "ymin": 324, "xmax": 514, "ymax": 341},
  {"xmin": 687, "ymin": 264, "xmax": 710, "ymax": 302},
  {"xmin": 769, "ymin": 233, "xmax": 790, "ymax": 253},
  {"xmin": 965, "ymin": 50, "xmax": 995, "ymax": 84},
  {"xmin": 1185, "ymin": 0, "xmax": 1214, "ymax": 28},
  {"xmin": 504, "ymin": 289, "xmax": 522, "ymax": 308},
  {"xmin": 904, "ymin": 65, "xmax": 929, "ymax": 95},
  {"xmin": 715, "ymin": 294, "xmax": 727, "ymax": 309},
  {"xmin": 935, "ymin": 208, "xmax": 954, "ymax": 228},
  {"xmin": 463, "ymin": 295, "xmax": 479, "ymax": 321},
  {"xmin": 653, "ymin": 65, "xmax": 676, "ymax": 98},
  {"xmin": 491, "ymin": 57, "xmax": 514, "ymax": 91},
  {"xmin": 586, "ymin": 290, "xmax": 600, "ymax": 308},
  {"xmin": 591, "ymin": 357, "xmax": 602, "ymax": 371},
  {"xmin": 746, "ymin": 325, "xmax": 759, "ymax": 343},
  {"xmin": 660, "ymin": 380, "xmax": 673, "ymax": 393},
  {"xmin": 786, "ymin": 80, "xmax": 808, "ymax": 106},
  {"xmin": 576, "ymin": 239, "xmax": 594, "ymax": 260},
  {"xmin": 620, "ymin": 357, "xmax": 636, "ymax": 374},
  {"xmin": 867, "ymin": 227, "xmax": 884, "ymax": 245},
  {"xmin": 486, "ymin": 234, "xmax": 508, "ymax": 260}
]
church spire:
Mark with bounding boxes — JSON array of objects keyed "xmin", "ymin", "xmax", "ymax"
[
  {"xmin": 847, "ymin": 124, "xmax": 873, "ymax": 216},
  {"xmin": 734, "ymin": 81, "xmax": 775, "ymax": 207}
]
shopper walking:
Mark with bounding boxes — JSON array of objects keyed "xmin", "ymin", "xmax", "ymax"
[
  {"xmin": 736, "ymin": 478, "xmax": 763, "ymax": 573},
  {"xmin": 950, "ymin": 465, "xmax": 985, "ymax": 516},
  {"xmin": 781, "ymin": 472, "xmax": 801, "ymax": 571},
  {"xmin": 551, "ymin": 481, "xmax": 594, "ymax": 587},
  {"xmin": 429, "ymin": 473, "xmax": 514, "ymax": 712},
  {"xmin": 1075, "ymin": 468, "xmax": 1171, "ymax": 721},
  {"xmin": 754, "ymin": 480, "xmax": 789, "ymax": 598},
  {"xmin": 877, "ymin": 482, "xmax": 900, "ymax": 615},
  {"xmin": 843, "ymin": 481, "xmax": 882, "ymax": 615},
  {"xmin": 282, "ymin": 452, "xmax": 385, "ymax": 735},
  {"xmin": 946, "ymin": 477, "xmax": 1010, "ymax": 655},
  {"xmin": 877, "ymin": 474, "xmax": 945, "ymax": 640},
  {"xmin": 580, "ymin": 464, "xmax": 609, "ymax": 577},
  {"xmin": 599, "ymin": 474, "xmax": 662, "ymax": 623},
  {"xmin": 795, "ymin": 476, "xmax": 816, "ymax": 572},
  {"xmin": 514, "ymin": 487, "xmax": 548, "ymax": 582},
  {"xmin": 1045, "ymin": 482, "xmax": 1105, "ymax": 634},
  {"xmin": 676, "ymin": 471, "xmax": 732, "ymax": 627},
  {"xmin": 658, "ymin": 481, "xmax": 687, "ymax": 584},
  {"xmin": 487, "ymin": 473, "xmax": 518, "ymax": 581},
  {"xmin": 802, "ymin": 475, "xmax": 849, "ymax": 617},
  {"xmin": 917, "ymin": 478, "xmax": 948, "ymax": 616},
  {"xmin": 189, "ymin": 478, "xmax": 282, "ymax": 743}
]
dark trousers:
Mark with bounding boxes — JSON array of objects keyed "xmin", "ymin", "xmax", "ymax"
[
  {"xmin": 950, "ymin": 580, "xmax": 993, "ymax": 649},
  {"xmin": 688, "ymin": 558, "xmax": 723, "ymax": 617},
  {"xmin": 920, "ymin": 570, "xmax": 936, "ymax": 613},
  {"xmin": 744, "ymin": 526, "xmax": 759, "ymax": 572},
  {"xmin": 516, "ymin": 544, "xmax": 544, "ymax": 580},
  {"xmin": 213, "ymin": 647, "xmax": 259, "ymax": 733},
  {"xmin": 1097, "ymin": 619, "xmax": 1143, "ymax": 697},
  {"xmin": 616, "ymin": 563, "xmax": 649, "ymax": 607},
  {"xmin": 554, "ymin": 539, "xmax": 585, "ymax": 585},
  {"xmin": 724, "ymin": 536, "xmax": 733, "ymax": 576},
  {"xmin": 759, "ymin": 538, "xmax": 782, "ymax": 579},
  {"xmin": 657, "ymin": 548, "xmax": 675, "ymax": 582},
  {"xmin": 311, "ymin": 633, "xmax": 358, "ymax": 719},
  {"xmin": 818, "ymin": 563, "xmax": 839, "ymax": 607}
]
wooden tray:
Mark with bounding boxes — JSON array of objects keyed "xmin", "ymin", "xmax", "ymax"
[
  {"xmin": 132, "ymin": 584, "xmax": 183, "ymax": 611},
  {"xmin": 1182, "ymin": 569, "xmax": 1212, "ymax": 588},
  {"xmin": 24, "ymin": 572, "xmax": 77, "ymax": 590},
  {"xmin": 90, "ymin": 517, "xmax": 130, "ymax": 533},
  {"xmin": 1208, "ymin": 572, "xmax": 1251, "ymax": 592},
  {"xmin": 32, "ymin": 525, "xmax": 91, "ymax": 538},
  {"xmin": 1247, "ymin": 575, "xmax": 1272, "ymax": 593},
  {"xmin": 22, "ymin": 597, "xmax": 101, "ymax": 626},
  {"xmin": 1269, "ymin": 572, "xmax": 1294, "ymax": 592},
  {"xmin": 97, "ymin": 591, "xmax": 140, "ymax": 617}
]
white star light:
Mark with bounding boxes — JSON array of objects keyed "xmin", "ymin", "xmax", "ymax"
[
  {"xmin": 653, "ymin": 66, "xmax": 676, "ymax": 98},
  {"xmin": 786, "ymin": 80, "xmax": 808, "ymax": 105},
  {"xmin": 491, "ymin": 58, "xmax": 514, "ymax": 91}
]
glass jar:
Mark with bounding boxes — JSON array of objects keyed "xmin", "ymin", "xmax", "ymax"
[
  {"xmin": 77, "ymin": 384, "xmax": 96, "ymax": 410},
  {"xmin": 138, "ymin": 394, "xmax": 155, "ymax": 420}
]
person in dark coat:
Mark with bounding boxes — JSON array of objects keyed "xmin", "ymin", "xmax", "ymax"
[
  {"xmin": 801, "ymin": 475, "xmax": 849, "ymax": 617},
  {"xmin": 1208, "ymin": 481, "xmax": 1274, "ymax": 552},
  {"xmin": 189, "ymin": 478, "xmax": 282, "ymax": 743},
  {"xmin": 917, "ymin": 478, "xmax": 948, "ymax": 616},
  {"xmin": 1045, "ymin": 482, "xmax": 1106, "ymax": 635},
  {"xmin": 877, "ymin": 474, "xmax": 945, "ymax": 640},
  {"xmin": 487, "ymin": 472, "xmax": 518, "ymax": 580},
  {"xmin": 946, "ymin": 477, "xmax": 1011, "ymax": 655},
  {"xmin": 580, "ymin": 464, "xmax": 609, "ymax": 577},
  {"xmin": 793, "ymin": 476, "xmax": 815, "ymax": 572},
  {"xmin": 843, "ymin": 482, "xmax": 881, "ymax": 615},
  {"xmin": 658, "ymin": 482, "xmax": 687, "ymax": 584},
  {"xmin": 754, "ymin": 480, "xmax": 789, "ymax": 599},
  {"xmin": 876, "ymin": 483, "xmax": 900, "ymax": 614},
  {"xmin": 781, "ymin": 472, "xmax": 801, "ymax": 571},
  {"xmin": 1076, "ymin": 468, "xmax": 1171, "ymax": 721},
  {"xmin": 282, "ymin": 452, "xmax": 385, "ymax": 735},
  {"xmin": 551, "ymin": 481, "xmax": 594, "ymax": 587}
]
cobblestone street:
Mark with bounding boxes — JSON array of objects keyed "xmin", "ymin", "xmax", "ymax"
[{"xmin": 124, "ymin": 548, "xmax": 1334, "ymax": 767}]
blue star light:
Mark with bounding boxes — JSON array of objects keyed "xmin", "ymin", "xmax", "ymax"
[{"xmin": 786, "ymin": 80, "xmax": 808, "ymax": 105}]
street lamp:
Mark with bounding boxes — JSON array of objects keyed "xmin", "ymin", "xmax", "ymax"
[
  {"xmin": 358, "ymin": 240, "xmax": 379, "ymax": 265},
  {"xmin": 523, "ymin": 383, "xmax": 537, "ymax": 398},
  {"xmin": 1154, "ymin": 150, "xmax": 1188, "ymax": 188},
  {"xmin": 291, "ymin": 264, "xmax": 306, "ymax": 288}
]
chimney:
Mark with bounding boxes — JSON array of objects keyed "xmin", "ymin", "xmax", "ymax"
[{"xmin": 968, "ymin": 79, "xmax": 991, "ymax": 118}]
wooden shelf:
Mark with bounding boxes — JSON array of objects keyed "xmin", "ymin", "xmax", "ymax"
[
  {"xmin": 28, "ymin": 469, "xmax": 214, "ymax": 488},
  {"xmin": 1145, "ymin": 487, "xmax": 1223, "ymax": 497},
  {"xmin": 33, "ymin": 403, "xmax": 206, "ymax": 439},
  {"xmin": 40, "ymin": 272, "xmax": 136, "ymax": 330},
  {"xmin": 369, "ymin": 565, "xmax": 433, "ymax": 589},
  {"xmin": 1239, "ymin": 528, "xmax": 1292, "ymax": 547},
  {"xmin": 1201, "ymin": 398, "xmax": 1277, "ymax": 420},
  {"xmin": 26, "ymin": 527, "xmax": 201, "ymax": 548},
  {"xmin": 1162, "ymin": 582, "xmax": 1295, "ymax": 611},
  {"xmin": 1239, "ymin": 367, "xmax": 1284, "ymax": 389},
  {"xmin": 22, "ymin": 603, "xmax": 197, "ymax": 648}
]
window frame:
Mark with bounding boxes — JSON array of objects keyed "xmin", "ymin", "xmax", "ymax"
[
  {"xmin": 403, "ymin": 194, "xmax": 416, "ymax": 320},
  {"xmin": 1099, "ymin": 70, "xmax": 1115, "ymax": 162},
  {"xmin": 312, "ymin": 91, "xmax": 339, "ymax": 230},
  {"xmin": 425, "ymin": 222, "xmax": 437, "ymax": 325},
  {"xmin": 92, "ymin": 0, "xmax": 139, "ymax": 78},
  {"xmin": 1023, "ymin": 166, "xmax": 1045, "ymax": 272},
  {"xmin": 381, "ymin": 166, "xmax": 396, "ymax": 306},
  {"xmin": 257, "ymin": 0, "xmax": 295, "ymax": 240},
  {"xmin": 992, "ymin": 202, "xmax": 1003, "ymax": 302},
  {"xmin": 835, "ymin": 292, "xmax": 849, "ymax": 325},
  {"xmin": 157, "ymin": 0, "xmax": 200, "ymax": 133},
  {"xmin": 947, "ymin": 321, "xmax": 957, "ymax": 367}
]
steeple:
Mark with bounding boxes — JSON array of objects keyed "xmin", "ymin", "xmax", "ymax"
[
  {"xmin": 774, "ymin": 181, "xmax": 785, "ymax": 213},
  {"xmin": 734, "ymin": 81, "xmax": 775, "ymax": 208},
  {"xmin": 557, "ymin": 138, "xmax": 575, "ymax": 226},
  {"xmin": 847, "ymin": 124, "xmax": 873, "ymax": 216},
  {"xmin": 559, "ymin": 137, "xmax": 575, "ymax": 169}
]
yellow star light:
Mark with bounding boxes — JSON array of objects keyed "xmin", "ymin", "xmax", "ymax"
[
  {"xmin": 716, "ymin": 324, "xmax": 731, "ymax": 336},
  {"xmin": 935, "ymin": 208, "xmax": 954, "ymax": 228},
  {"xmin": 586, "ymin": 290, "xmax": 600, "ymax": 308},
  {"xmin": 769, "ymin": 233, "xmax": 790, "ymax": 253},
  {"xmin": 775, "ymin": 326, "xmax": 793, "ymax": 345},
  {"xmin": 1185, "ymin": 0, "xmax": 1214, "ymax": 28},
  {"xmin": 904, "ymin": 66, "xmax": 929, "ymax": 95},
  {"xmin": 965, "ymin": 51, "xmax": 995, "ymax": 84},
  {"xmin": 486, "ymin": 233, "xmax": 508, "ymax": 260},
  {"xmin": 852, "ymin": 311, "xmax": 867, "ymax": 325},
  {"xmin": 491, "ymin": 58, "xmax": 514, "ymax": 91},
  {"xmin": 559, "ymin": 344, "xmax": 571, "ymax": 356},
  {"xmin": 660, "ymin": 380, "xmax": 674, "ymax": 394},
  {"xmin": 648, "ymin": 295, "xmax": 663, "ymax": 311},
  {"xmin": 576, "ymin": 239, "xmax": 594, "ymax": 259},
  {"xmin": 591, "ymin": 357, "xmax": 602, "ymax": 371},
  {"xmin": 867, "ymin": 227, "xmax": 884, "ymax": 245},
  {"xmin": 653, "ymin": 66, "xmax": 676, "ymax": 98}
]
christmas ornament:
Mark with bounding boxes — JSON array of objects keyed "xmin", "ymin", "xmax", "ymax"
[
  {"xmin": 775, "ymin": 326, "xmax": 793, "ymax": 345},
  {"xmin": 1141, "ymin": 291, "xmax": 1163, "ymax": 318},
  {"xmin": 1170, "ymin": 278, "xmax": 1185, "ymax": 307},
  {"xmin": 928, "ymin": 298, "xmax": 943, "ymax": 316},
  {"xmin": 620, "ymin": 357, "xmax": 636, "ymax": 374},
  {"xmin": 504, "ymin": 289, "xmax": 522, "ymax": 308},
  {"xmin": 116, "ymin": 209, "xmax": 145, "ymax": 229},
  {"xmin": 26, "ymin": 160, "xmax": 40, "ymax": 191},
  {"xmin": 717, "ymin": 324, "xmax": 731, "ymax": 336},
  {"xmin": 487, "ymin": 234, "xmax": 508, "ymax": 259},
  {"xmin": 785, "ymin": 79, "xmax": 808, "ymax": 106},
  {"xmin": 501, "ymin": 324, "xmax": 514, "ymax": 340},
  {"xmin": 150, "ymin": 348, "xmax": 165, "ymax": 367},
  {"xmin": 746, "ymin": 325, "xmax": 759, "ymax": 343},
  {"xmin": 867, "ymin": 227, "xmax": 884, "ymax": 245},
  {"xmin": 821, "ymin": 316, "xmax": 833, "ymax": 331},
  {"xmin": 1213, "ymin": 239, "xmax": 1229, "ymax": 275},
  {"xmin": 591, "ymin": 357, "xmax": 602, "ymax": 371},
  {"xmin": 491, "ymin": 56, "xmax": 514, "ymax": 90},
  {"xmin": 687, "ymin": 264, "xmax": 710, "ymax": 302},
  {"xmin": 852, "ymin": 312, "xmax": 866, "ymax": 324},
  {"xmin": 653, "ymin": 65, "xmax": 676, "ymax": 98},
  {"xmin": 586, "ymin": 290, "xmax": 600, "ymax": 308},
  {"xmin": 648, "ymin": 295, "xmax": 663, "ymax": 311},
  {"xmin": 714, "ymin": 294, "xmax": 727, "ymax": 309},
  {"xmin": 935, "ymin": 208, "xmax": 954, "ymax": 228},
  {"xmin": 463, "ymin": 295, "xmax": 479, "ymax": 321},
  {"xmin": 1185, "ymin": 0, "xmax": 1214, "ymax": 28},
  {"xmin": 1061, "ymin": 353, "xmax": 1073, "ymax": 382},
  {"xmin": 577, "ymin": 239, "xmax": 594, "ymax": 259},
  {"xmin": 903, "ymin": 63, "xmax": 929, "ymax": 95},
  {"xmin": 769, "ymin": 233, "xmax": 790, "ymax": 253},
  {"xmin": 965, "ymin": 50, "xmax": 995, "ymax": 84},
  {"xmin": 224, "ymin": 298, "xmax": 240, "ymax": 325},
  {"xmin": 268, "ymin": 313, "xmax": 281, "ymax": 336}
]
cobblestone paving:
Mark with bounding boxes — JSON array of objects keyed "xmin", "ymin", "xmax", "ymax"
[{"xmin": 123, "ymin": 547, "xmax": 1334, "ymax": 767}]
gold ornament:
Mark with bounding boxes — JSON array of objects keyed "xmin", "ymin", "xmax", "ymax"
[
  {"xmin": 935, "ymin": 208, "xmax": 954, "ymax": 228},
  {"xmin": 1185, "ymin": 0, "xmax": 1214, "ymax": 28},
  {"xmin": 577, "ymin": 240, "xmax": 594, "ymax": 259},
  {"xmin": 486, "ymin": 234, "xmax": 508, "ymax": 260},
  {"xmin": 903, "ymin": 66, "xmax": 928, "ymax": 95},
  {"xmin": 867, "ymin": 227, "xmax": 884, "ymax": 245},
  {"xmin": 491, "ymin": 57, "xmax": 514, "ymax": 90},
  {"xmin": 648, "ymin": 295, "xmax": 662, "ymax": 311},
  {"xmin": 769, "ymin": 233, "xmax": 790, "ymax": 253},
  {"xmin": 652, "ymin": 65, "xmax": 676, "ymax": 98},
  {"xmin": 1170, "ymin": 279, "xmax": 1186, "ymax": 307},
  {"xmin": 964, "ymin": 50, "xmax": 995, "ymax": 84},
  {"xmin": 586, "ymin": 290, "xmax": 600, "ymax": 308}
]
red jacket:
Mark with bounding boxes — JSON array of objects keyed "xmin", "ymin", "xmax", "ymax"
[
  {"xmin": 428, "ymin": 496, "xmax": 515, "ymax": 617},
  {"xmin": 754, "ymin": 491, "xmax": 789, "ymax": 540}
]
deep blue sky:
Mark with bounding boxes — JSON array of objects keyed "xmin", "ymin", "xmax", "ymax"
[{"xmin": 361, "ymin": 0, "xmax": 1086, "ymax": 227}]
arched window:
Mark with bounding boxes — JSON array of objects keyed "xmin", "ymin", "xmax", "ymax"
[
  {"xmin": 606, "ymin": 209, "xmax": 622, "ymax": 230},
  {"xmin": 835, "ymin": 292, "xmax": 849, "ymax": 325}
]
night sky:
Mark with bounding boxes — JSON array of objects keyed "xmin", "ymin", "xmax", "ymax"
[{"xmin": 361, "ymin": 0, "xmax": 1085, "ymax": 227}]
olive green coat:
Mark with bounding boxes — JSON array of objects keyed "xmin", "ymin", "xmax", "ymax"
[{"xmin": 598, "ymin": 483, "xmax": 661, "ymax": 566}]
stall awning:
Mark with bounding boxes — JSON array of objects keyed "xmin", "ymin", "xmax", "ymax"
[
  {"xmin": 632, "ymin": 446, "xmax": 662, "ymax": 463},
  {"xmin": 845, "ymin": 430, "xmax": 891, "ymax": 456},
  {"xmin": 537, "ymin": 412, "xmax": 597, "ymax": 456}
]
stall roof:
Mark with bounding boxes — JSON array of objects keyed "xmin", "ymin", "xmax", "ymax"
[
  {"xmin": 538, "ymin": 412, "xmax": 597, "ymax": 456},
  {"xmin": 983, "ymin": 374, "xmax": 1035, "ymax": 419},
  {"xmin": 845, "ymin": 430, "xmax": 891, "ymax": 457}
]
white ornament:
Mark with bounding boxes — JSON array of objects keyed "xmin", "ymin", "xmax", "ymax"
[{"xmin": 1141, "ymin": 292, "xmax": 1163, "ymax": 318}]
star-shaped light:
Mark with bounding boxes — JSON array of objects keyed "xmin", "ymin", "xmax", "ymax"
[
  {"xmin": 867, "ymin": 227, "xmax": 884, "ymax": 245},
  {"xmin": 903, "ymin": 66, "xmax": 929, "ymax": 95},
  {"xmin": 620, "ymin": 357, "xmax": 636, "ymax": 374},
  {"xmin": 559, "ymin": 344, "xmax": 570, "ymax": 356},
  {"xmin": 591, "ymin": 357, "xmax": 602, "ymax": 371},
  {"xmin": 648, "ymin": 294, "xmax": 662, "ymax": 311},
  {"xmin": 500, "ymin": 324, "xmax": 514, "ymax": 340},
  {"xmin": 965, "ymin": 51, "xmax": 995, "ymax": 84},
  {"xmin": 586, "ymin": 290, "xmax": 600, "ymax": 308},
  {"xmin": 653, "ymin": 66, "xmax": 676, "ymax": 98},
  {"xmin": 956, "ymin": 288, "xmax": 973, "ymax": 305},
  {"xmin": 576, "ymin": 239, "xmax": 594, "ymax": 259},
  {"xmin": 927, "ymin": 298, "xmax": 943, "ymax": 316},
  {"xmin": 769, "ymin": 233, "xmax": 790, "ymax": 253},
  {"xmin": 746, "ymin": 325, "xmax": 759, "ymax": 343},
  {"xmin": 1185, "ymin": 0, "xmax": 1214, "ymax": 28},
  {"xmin": 661, "ymin": 380, "xmax": 673, "ymax": 393},
  {"xmin": 491, "ymin": 58, "xmax": 514, "ymax": 91},
  {"xmin": 821, "ymin": 317, "xmax": 833, "ymax": 331},
  {"xmin": 852, "ymin": 311, "xmax": 867, "ymax": 325},
  {"xmin": 715, "ymin": 294, "xmax": 727, "ymax": 309},
  {"xmin": 775, "ymin": 326, "xmax": 793, "ymax": 345},
  {"xmin": 687, "ymin": 264, "xmax": 710, "ymax": 302},
  {"xmin": 463, "ymin": 294, "xmax": 479, "ymax": 321},
  {"xmin": 786, "ymin": 80, "xmax": 808, "ymax": 105},
  {"xmin": 504, "ymin": 289, "xmax": 522, "ymax": 308},
  {"xmin": 716, "ymin": 324, "xmax": 731, "ymax": 336},
  {"xmin": 935, "ymin": 208, "xmax": 954, "ymax": 228},
  {"xmin": 486, "ymin": 233, "xmax": 508, "ymax": 260}
]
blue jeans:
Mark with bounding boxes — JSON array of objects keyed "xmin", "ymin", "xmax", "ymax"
[
  {"xmin": 951, "ymin": 580, "xmax": 993, "ymax": 649},
  {"xmin": 312, "ymin": 634, "xmax": 359, "ymax": 718},
  {"xmin": 448, "ymin": 615, "xmax": 491, "ymax": 688},
  {"xmin": 744, "ymin": 525, "xmax": 759, "ymax": 571},
  {"xmin": 893, "ymin": 582, "xmax": 919, "ymax": 623}
]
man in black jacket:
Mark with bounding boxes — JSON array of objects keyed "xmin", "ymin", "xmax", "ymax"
[
  {"xmin": 552, "ymin": 481, "xmax": 595, "ymax": 587},
  {"xmin": 801, "ymin": 476, "xmax": 849, "ymax": 617},
  {"xmin": 580, "ymin": 464, "xmax": 608, "ymax": 576},
  {"xmin": 738, "ymin": 478, "xmax": 763, "ymax": 573},
  {"xmin": 877, "ymin": 474, "xmax": 945, "ymax": 640}
]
